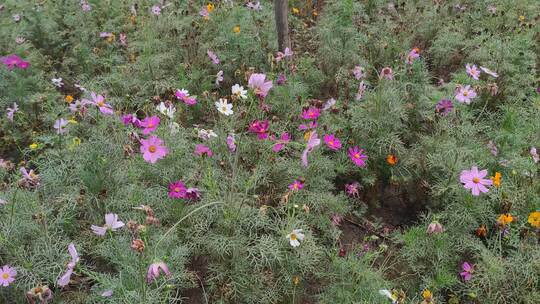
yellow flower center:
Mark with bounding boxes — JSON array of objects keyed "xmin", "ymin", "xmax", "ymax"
[
  {"xmin": 2, "ymin": 273, "xmax": 9, "ymax": 279},
  {"xmin": 354, "ymin": 153, "xmax": 360, "ymax": 159},
  {"xmin": 221, "ymin": 106, "xmax": 228, "ymax": 112},
  {"xmin": 174, "ymin": 187, "xmax": 181, "ymax": 193},
  {"xmin": 149, "ymin": 145, "xmax": 157, "ymax": 153},
  {"xmin": 329, "ymin": 141, "xmax": 334, "ymax": 146},
  {"xmin": 97, "ymin": 101, "xmax": 105, "ymax": 107},
  {"xmin": 290, "ymin": 233, "xmax": 297, "ymax": 241},
  {"xmin": 463, "ymin": 91, "xmax": 468, "ymax": 96},
  {"xmin": 473, "ymin": 177, "xmax": 479, "ymax": 183},
  {"xmin": 147, "ymin": 122, "xmax": 154, "ymax": 128}
]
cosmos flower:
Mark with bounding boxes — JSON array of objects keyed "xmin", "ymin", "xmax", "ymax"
[
  {"xmin": 301, "ymin": 107, "xmax": 320, "ymax": 120},
  {"xmin": 455, "ymin": 85, "xmax": 477, "ymax": 104},
  {"xmin": 465, "ymin": 64, "xmax": 480, "ymax": 80},
  {"xmin": 460, "ymin": 262, "xmax": 473, "ymax": 281},
  {"xmin": 1, "ymin": 54, "xmax": 29, "ymax": 70},
  {"xmin": 348, "ymin": 146, "xmax": 368, "ymax": 167},
  {"xmin": 323, "ymin": 134, "xmax": 342, "ymax": 151},
  {"xmin": 175, "ymin": 89, "xmax": 198, "ymax": 105},
  {"xmin": 379, "ymin": 67, "xmax": 393, "ymax": 80},
  {"xmin": 246, "ymin": 1, "xmax": 262, "ymax": 11},
  {"xmin": 194, "ymin": 144, "xmax": 213, "ymax": 157},
  {"xmin": 286, "ymin": 229, "xmax": 305, "ymax": 247},
  {"xmin": 426, "ymin": 221, "xmax": 444, "ymax": 234},
  {"xmin": 51, "ymin": 78, "xmax": 64, "ymax": 87},
  {"xmin": 288, "ymin": 180, "xmax": 304, "ymax": 191},
  {"xmin": 248, "ymin": 73, "xmax": 273, "ymax": 99},
  {"xmin": 231, "ymin": 84, "xmax": 247, "ymax": 99},
  {"xmin": 54, "ymin": 118, "xmax": 69, "ymax": 135},
  {"xmin": 275, "ymin": 47, "xmax": 293, "ymax": 62},
  {"xmin": 140, "ymin": 116, "xmax": 160, "ymax": 134},
  {"xmin": 57, "ymin": 243, "xmax": 79, "ymax": 287},
  {"xmin": 151, "ymin": 5, "xmax": 161, "ymax": 15},
  {"xmin": 301, "ymin": 132, "xmax": 321, "ymax": 167},
  {"xmin": 272, "ymin": 132, "xmax": 291, "ymax": 152},
  {"xmin": 20, "ymin": 167, "xmax": 40, "ymax": 188},
  {"xmin": 90, "ymin": 92, "xmax": 114, "ymax": 115},
  {"xmin": 207, "ymin": 50, "xmax": 220, "ymax": 65},
  {"xmin": 405, "ymin": 48, "xmax": 420, "ymax": 64},
  {"xmin": 459, "ymin": 166, "xmax": 492, "ymax": 196},
  {"xmin": 345, "ymin": 182, "xmax": 360, "ymax": 197},
  {"xmin": 215, "ymin": 98, "xmax": 233, "ymax": 116},
  {"xmin": 248, "ymin": 120, "xmax": 270, "ymax": 139},
  {"xmin": 352, "ymin": 65, "xmax": 364, "ymax": 79},
  {"xmin": 168, "ymin": 181, "xmax": 187, "ymax": 199},
  {"xmin": 140, "ymin": 136, "xmax": 168, "ymax": 163},
  {"xmin": 156, "ymin": 102, "xmax": 176, "ymax": 119},
  {"xmin": 147, "ymin": 262, "xmax": 171, "ymax": 284},
  {"xmin": 435, "ymin": 99, "xmax": 453, "ymax": 116},
  {"xmin": 91, "ymin": 213, "xmax": 125, "ymax": 236},
  {"xmin": 0, "ymin": 265, "xmax": 16, "ymax": 287},
  {"xmin": 322, "ymin": 98, "xmax": 336, "ymax": 110},
  {"xmin": 480, "ymin": 66, "xmax": 498, "ymax": 78},
  {"xmin": 226, "ymin": 134, "xmax": 236, "ymax": 152}
]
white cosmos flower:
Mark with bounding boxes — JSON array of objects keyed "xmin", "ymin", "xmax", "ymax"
[
  {"xmin": 286, "ymin": 229, "xmax": 305, "ymax": 247},
  {"xmin": 480, "ymin": 66, "xmax": 498, "ymax": 78},
  {"xmin": 215, "ymin": 98, "xmax": 233, "ymax": 116},
  {"xmin": 52, "ymin": 78, "xmax": 64, "ymax": 87},
  {"xmin": 156, "ymin": 102, "xmax": 176, "ymax": 119},
  {"xmin": 231, "ymin": 84, "xmax": 247, "ymax": 100}
]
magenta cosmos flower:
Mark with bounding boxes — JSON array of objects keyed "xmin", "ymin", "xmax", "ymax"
[
  {"xmin": 460, "ymin": 262, "xmax": 473, "ymax": 281},
  {"xmin": 140, "ymin": 136, "xmax": 168, "ymax": 163},
  {"xmin": 345, "ymin": 182, "xmax": 360, "ymax": 197},
  {"xmin": 302, "ymin": 132, "xmax": 321, "ymax": 167},
  {"xmin": 194, "ymin": 144, "xmax": 213, "ymax": 157},
  {"xmin": 0, "ymin": 265, "xmax": 16, "ymax": 287},
  {"xmin": 288, "ymin": 180, "xmax": 304, "ymax": 191},
  {"xmin": 90, "ymin": 92, "xmax": 114, "ymax": 115},
  {"xmin": 168, "ymin": 181, "xmax": 187, "ymax": 199},
  {"xmin": 248, "ymin": 73, "xmax": 273, "ymax": 99},
  {"xmin": 465, "ymin": 64, "xmax": 480, "ymax": 80},
  {"xmin": 435, "ymin": 99, "xmax": 453, "ymax": 116},
  {"xmin": 147, "ymin": 261, "xmax": 171, "ymax": 284},
  {"xmin": 455, "ymin": 85, "xmax": 477, "ymax": 104},
  {"xmin": 175, "ymin": 89, "xmax": 197, "ymax": 105},
  {"xmin": 140, "ymin": 116, "xmax": 160, "ymax": 135},
  {"xmin": 91, "ymin": 213, "xmax": 125, "ymax": 236},
  {"xmin": 301, "ymin": 107, "xmax": 320, "ymax": 120},
  {"xmin": 323, "ymin": 134, "xmax": 342, "ymax": 151},
  {"xmin": 272, "ymin": 132, "xmax": 290, "ymax": 152},
  {"xmin": 460, "ymin": 166, "xmax": 492, "ymax": 196},
  {"xmin": 348, "ymin": 146, "xmax": 368, "ymax": 167},
  {"xmin": 248, "ymin": 120, "xmax": 270, "ymax": 139},
  {"xmin": 1, "ymin": 54, "xmax": 29, "ymax": 70}
]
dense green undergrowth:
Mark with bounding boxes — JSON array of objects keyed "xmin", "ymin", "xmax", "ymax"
[{"xmin": 0, "ymin": 0, "xmax": 539, "ymax": 303}]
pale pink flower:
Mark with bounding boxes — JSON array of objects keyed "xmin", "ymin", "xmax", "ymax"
[
  {"xmin": 460, "ymin": 166, "xmax": 492, "ymax": 196},
  {"xmin": 455, "ymin": 85, "xmax": 477, "ymax": 104},
  {"xmin": 207, "ymin": 50, "xmax": 220, "ymax": 65},
  {"xmin": 301, "ymin": 132, "xmax": 321, "ymax": 167},
  {"xmin": 91, "ymin": 213, "xmax": 125, "ymax": 236},
  {"xmin": 147, "ymin": 262, "xmax": 171, "ymax": 284},
  {"xmin": 248, "ymin": 73, "xmax": 273, "ymax": 99},
  {"xmin": 466, "ymin": 64, "xmax": 480, "ymax": 80}
]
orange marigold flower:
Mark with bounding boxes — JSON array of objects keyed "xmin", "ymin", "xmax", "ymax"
[
  {"xmin": 233, "ymin": 26, "xmax": 240, "ymax": 33},
  {"xmin": 476, "ymin": 224, "xmax": 487, "ymax": 238},
  {"xmin": 65, "ymin": 95, "xmax": 74, "ymax": 103},
  {"xmin": 292, "ymin": 7, "xmax": 300, "ymax": 14},
  {"xmin": 490, "ymin": 172, "xmax": 501, "ymax": 188},
  {"xmin": 527, "ymin": 211, "xmax": 540, "ymax": 228},
  {"xmin": 386, "ymin": 154, "xmax": 398, "ymax": 165},
  {"xmin": 497, "ymin": 213, "xmax": 513, "ymax": 226},
  {"xmin": 207, "ymin": 3, "xmax": 215, "ymax": 13}
]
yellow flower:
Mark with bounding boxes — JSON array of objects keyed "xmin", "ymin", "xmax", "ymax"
[
  {"xmin": 233, "ymin": 26, "xmax": 240, "ymax": 34},
  {"xmin": 207, "ymin": 3, "xmax": 214, "ymax": 13},
  {"xmin": 518, "ymin": 15, "xmax": 525, "ymax": 22},
  {"xmin": 29, "ymin": 143, "xmax": 38, "ymax": 150},
  {"xmin": 68, "ymin": 118, "xmax": 78, "ymax": 124},
  {"xmin": 73, "ymin": 137, "xmax": 81, "ymax": 146},
  {"xmin": 422, "ymin": 289, "xmax": 433, "ymax": 300},
  {"xmin": 497, "ymin": 213, "xmax": 513, "ymax": 226},
  {"xmin": 490, "ymin": 172, "xmax": 501, "ymax": 188},
  {"xmin": 65, "ymin": 95, "xmax": 74, "ymax": 103},
  {"xmin": 292, "ymin": 7, "xmax": 300, "ymax": 14},
  {"xmin": 303, "ymin": 131, "xmax": 312, "ymax": 142},
  {"xmin": 528, "ymin": 211, "xmax": 540, "ymax": 228},
  {"xmin": 292, "ymin": 276, "xmax": 300, "ymax": 285},
  {"xmin": 106, "ymin": 33, "xmax": 115, "ymax": 43}
]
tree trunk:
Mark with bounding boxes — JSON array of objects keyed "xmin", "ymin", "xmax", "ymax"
[{"xmin": 274, "ymin": 0, "xmax": 290, "ymax": 52}]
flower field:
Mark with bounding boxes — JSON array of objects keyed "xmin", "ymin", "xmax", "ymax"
[{"xmin": 0, "ymin": 0, "xmax": 539, "ymax": 303}]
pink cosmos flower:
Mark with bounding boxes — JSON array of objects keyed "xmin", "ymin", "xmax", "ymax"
[
  {"xmin": 352, "ymin": 66, "xmax": 364, "ymax": 80},
  {"xmin": 0, "ymin": 265, "xmax": 16, "ymax": 287},
  {"xmin": 147, "ymin": 262, "xmax": 171, "ymax": 284},
  {"xmin": 54, "ymin": 118, "xmax": 68, "ymax": 134},
  {"xmin": 175, "ymin": 89, "xmax": 197, "ymax": 105},
  {"xmin": 272, "ymin": 132, "xmax": 291, "ymax": 152},
  {"xmin": 90, "ymin": 92, "xmax": 114, "ymax": 115},
  {"xmin": 323, "ymin": 134, "xmax": 342, "ymax": 151},
  {"xmin": 140, "ymin": 136, "xmax": 168, "ymax": 163},
  {"xmin": 479, "ymin": 66, "xmax": 498, "ymax": 78},
  {"xmin": 226, "ymin": 134, "xmax": 236, "ymax": 152},
  {"xmin": 185, "ymin": 188, "xmax": 201, "ymax": 201},
  {"xmin": 275, "ymin": 47, "xmax": 293, "ymax": 62},
  {"xmin": 91, "ymin": 213, "xmax": 125, "ymax": 236},
  {"xmin": 298, "ymin": 121, "xmax": 317, "ymax": 131},
  {"xmin": 466, "ymin": 64, "xmax": 480, "ymax": 80},
  {"xmin": 70, "ymin": 99, "xmax": 89, "ymax": 115},
  {"xmin": 248, "ymin": 73, "xmax": 273, "ymax": 99},
  {"xmin": 455, "ymin": 85, "xmax": 477, "ymax": 104},
  {"xmin": 58, "ymin": 243, "xmax": 80, "ymax": 287},
  {"xmin": 427, "ymin": 221, "xmax": 444, "ymax": 234},
  {"xmin": 302, "ymin": 132, "xmax": 321, "ymax": 167},
  {"xmin": 140, "ymin": 116, "xmax": 160, "ymax": 134},
  {"xmin": 199, "ymin": 7, "xmax": 209, "ymax": 18},
  {"xmin": 460, "ymin": 262, "xmax": 473, "ymax": 281},
  {"xmin": 247, "ymin": 1, "xmax": 262, "ymax": 11},
  {"xmin": 460, "ymin": 166, "xmax": 492, "ymax": 196},
  {"xmin": 168, "ymin": 181, "xmax": 187, "ymax": 199},
  {"xmin": 6, "ymin": 103, "xmax": 18, "ymax": 122},
  {"xmin": 288, "ymin": 180, "xmax": 304, "ymax": 191},
  {"xmin": 194, "ymin": 144, "xmax": 213, "ymax": 157},
  {"xmin": 345, "ymin": 182, "xmax": 360, "ymax": 197},
  {"xmin": 348, "ymin": 146, "xmax": 368, "ymax": 167},
  {"xmin": 151, "ymin": 5, "xmax": 161, "ymax": 15},
  {"xmin": 1, "ymin": 54, "xmax": 29, "ymax": 70},
  {"xmin": 435, "ymin": 99, "xmax": 453, "ymax": 116},
  {"xmin": 20, "ymin": 167, "xmax": 40, "ymax": 188},
  {"xmin": 379, "ymin": 67, "xmax": 393, "ymax": 80},
  {"xmin": 248, "ymin": 120, "xmax": 270, "ymax": 139},
  {"xmin": 531, "ymin": 147, "xmax": 539, "ymax": 163},
  {"xmin": 207, "ymin": 50, "xmax": 220, "ymax": 65},
  {"xmin": 405, "ymin": 48, "xmax": 420, "ymax": 64},
  {"xmin": 301, "ymin": 107, "xmax": 320, "ymax": 120}
]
